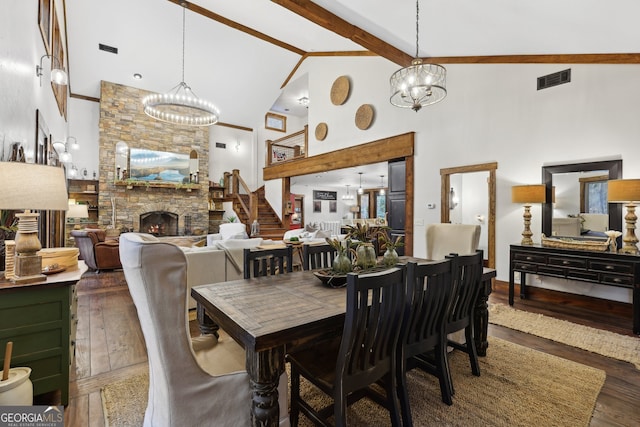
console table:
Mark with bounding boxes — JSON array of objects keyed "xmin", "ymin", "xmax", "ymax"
[
  {"xmin": 509, "ymin": 244, "xmax": 640, "ymax": 334},
  {"xmin": 0, "ymin": 262, "xmax": 87, "ymax": 405}
]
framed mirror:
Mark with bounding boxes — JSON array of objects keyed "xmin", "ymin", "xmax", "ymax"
[
  {"xmin": 542, "ymin": 159, "xmax": 622, "ymax": 238},
  {"xmin": 115, "ymin": 141, "xmax": 129, "ymax": 180}
]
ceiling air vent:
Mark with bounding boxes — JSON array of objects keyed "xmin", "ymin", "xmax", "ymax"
[
  {"xmin": 98, "ymin": 43, "xmax": 118, "ymax": 54},
  {"xmin": 537, "ymin": 69, "xmax": 571, "ymax": 90},
  {"xmin": 215, "ymin": 142, "xmax": 226, "ymax": 149}
]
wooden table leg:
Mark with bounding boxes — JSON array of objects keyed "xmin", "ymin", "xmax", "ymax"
[
  {"xmin": 246, "ymin": 346, "xmax": 285, "ymax": 426},
  {"xmin": 196, "ymin": 302, "xmax": 219, "ymax": 339},
  {"xmin": 474, "ymin": 273, "xmax": 494, "ymax": 357}
]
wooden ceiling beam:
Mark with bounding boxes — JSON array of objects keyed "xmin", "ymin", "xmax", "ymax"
[
  {"xmin": 271, "ymin": 0, "xmax": 413, "ymax": 66},
  {"xmin": 425, "ymin": 53, "xmax": 640, "ymax": 64}
]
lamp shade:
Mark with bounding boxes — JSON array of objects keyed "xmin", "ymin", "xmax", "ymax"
[
  {"xmin": 607, "ymin": 179, "xmax": 640, "ymax": 203},
  {"xmin": 0, "ymin": 163, "xmax": 69, "ymax": 211},
  {"xmin": 67, "ymin": 203, "xmax": 89, "ymax": 219},
  {"xmin": 349, "ymin": 205, "xmax": 360, "ymax": 213},
  {"xmin": 512, "ymin": 185, "xmax": 546, "ymax": 204}
]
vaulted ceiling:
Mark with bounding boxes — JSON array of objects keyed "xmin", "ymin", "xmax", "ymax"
[{"xmin": 65, "ymin": 0, "xmax": 640, "ymax": 130}]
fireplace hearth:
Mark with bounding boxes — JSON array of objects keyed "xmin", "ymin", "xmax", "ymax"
[{"xmin": 140, "ymin": 211, "xmax": 179, "ymax": 236}]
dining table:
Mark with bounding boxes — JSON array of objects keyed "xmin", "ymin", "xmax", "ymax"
[{"xmin": 191, "ymin": 259, "xmax": 496, "ymax": 426}]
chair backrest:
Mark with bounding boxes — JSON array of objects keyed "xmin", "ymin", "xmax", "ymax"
[
  {"xmin": 70, "ymin": 229, "xmax": 99, "ymax": 269},
  {"xmin": 243, "ymin": 245, "xmax": 293, "ymax": 279},
  {"xmin": 119, "ymin": 233, "xmax": 251, "ymax": 426},
  {"xmin": 302, "ymin": 243, "xmax": 336, "ymax": 270},
  {"xmin": 337, "ymin": 267, "xmax": 405, "ymax": 394},
  {"xmin": 219, "ymin": 222, "xmax": 248, "ymax": 239},
  {"xmin": 401, "ymin": 259, "xmax": 455, "ymax": 359},
  {"xmin": 446, "ymin": 250, "xmax": 484, "ymax": 334},
  {"xmin": 425, "ymin": 223, "xmax": 480, "ymax": 261}
]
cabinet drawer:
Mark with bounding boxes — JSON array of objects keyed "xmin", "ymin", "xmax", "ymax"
[
  {"xmin": 548, "ymin": 256, "xmax": 586, "ymax": 269},
  {"xmin": 537, "ymin": 266, "xmax": 565, "ymax": 277},
  {"xmin": 567, "ymin": 270, "xmax": 599, "ymax": 282},
  {"xmin": 600, "ymin": 274, "xmax": 634, "ymax": 288},
  {"xmin": 513, "ymin": 262, "xmax": 537, "ymax": 273},
  {"xmin": 589, "ymin": 260, "xmax": 634, "ymax": 275},
  {"xmin": 513, "ymin": 252, "xmax": 546, "ymax": 264}
]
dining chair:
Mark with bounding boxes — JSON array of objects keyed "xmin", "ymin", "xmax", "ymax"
[
  {"xmin": 286, "ymin": 267, "xmax": 406, "ymax": 427},
  {"xmin": 243, "ymin": 245, "xmax": 293, "ymax": 278},
  {"xmin": 119, "ymin": 233, "xmax": 290, "ymax": 427},
  {"xmin": 414, "ymin": 250, "xmax": 484, "ymax": 398},
  {"xmin": 302, "ymin": 243, "xmax": 336, "ymax": 270},
  {"xmin": 397, "ymin": 258, "xmax": 456, "ymax": 426}
]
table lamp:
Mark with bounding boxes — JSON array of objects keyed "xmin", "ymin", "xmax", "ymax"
[
  {"xmin": 512, "ymin": 184, "xmax": 546, "ymax": 245},
  {"xmin": 0, "ymin": 163, "xmax": 69, "ymax": 284},
  {"xmin": 607, "ymin": 179, "xmax": 640, "ymax": 255},
  {"xmin": 349, "ymin": 205, "xmax": 360, "ymax": 219},
  {"xmin": 67, "ymin": 202, "xmax": 89, "ymax": 230}
]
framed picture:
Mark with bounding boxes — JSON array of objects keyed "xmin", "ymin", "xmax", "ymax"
[
  {"xmin": 313, "ymin": 201, "xmax": 322, "ymax": 213},
  {"xmin": 329, "ymin": 201, "xmax": 337, "ymax": 213},
  {"xmin": 38, "ymin": 0, "xmax": 51, "ymax": 55},
  {"xmin": 265, "ymin": 112, "xmax": 286, "ymax": 132},
  {"xmin": 51, "ymin": 1, "xmax": 67, "ymax": 119},
  {"xmin": 35, "ymin": 109, "xmax": 49, "ymax": 164}
]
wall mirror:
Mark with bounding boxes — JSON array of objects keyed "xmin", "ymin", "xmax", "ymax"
[
  {"xmin": 441, "ymin": 162, "xmax": 497, "ymax": 269},
  {"xmin": 115, "ymin": 141, "xmax": 129, "ymax": 180},
  {"xmin": 542, "ymin": 159, "xmax": 622, "ymax": 238}
]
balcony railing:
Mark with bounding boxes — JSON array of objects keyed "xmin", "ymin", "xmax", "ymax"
[{"xmin": 266, "ymin": 125, "xmax": 308, "ymax": 166}]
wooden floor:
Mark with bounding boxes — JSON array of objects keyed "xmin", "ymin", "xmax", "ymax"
[{"xmin": 56, "ymin": 270, "xmax": 640, "ymax": 426}]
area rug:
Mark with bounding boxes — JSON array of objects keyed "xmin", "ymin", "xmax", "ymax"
[
  {"xmin": 101, "ymin": 337, "xmax": 605, "ymax": 427},
  {"xmin": 489, "ymin": 302, "xmax": 640, "ymax": 369}
]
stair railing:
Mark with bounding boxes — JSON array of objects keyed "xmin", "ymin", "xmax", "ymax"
[{"xmin": 228, "ymin": 169, "xmax": 257, "ymax": 225}]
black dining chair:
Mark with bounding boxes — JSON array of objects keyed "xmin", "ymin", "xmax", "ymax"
[
  {"xmin": 397, "ymin": 258, "xmax": 456, "ymax": 426},
  {"xmin": 413, "ymin": 250, "xmax": 484, "ymax": 397},
  {"xmin": 286, "ymin": 267, "xmax": 406, "ymax": 427},
  {"xmin": 302, "ymin": 243, "xmax": 336, "ymax": 270},
  {"xmin": 243, "ymin": 245, "xmax": 293, "ymax": 279}
]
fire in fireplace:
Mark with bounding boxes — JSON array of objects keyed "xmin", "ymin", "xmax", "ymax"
[{"xmin": 140, "ymin": 211, "xmax": 179, "ymax": 236}]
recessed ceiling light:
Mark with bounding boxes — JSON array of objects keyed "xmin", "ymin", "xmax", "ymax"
[{"xmin": 133, "ymin": 73, "xmax": 142, "ymax": 80}]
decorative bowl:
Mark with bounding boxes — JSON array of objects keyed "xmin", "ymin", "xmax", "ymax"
[{"xmin": 313, "ymin": 269, "xmax": 348, "ymax": 288}]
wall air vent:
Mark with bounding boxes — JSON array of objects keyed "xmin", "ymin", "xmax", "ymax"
[
  {"xmin": 215, "ymin": 142, "xmax": 226, "ymax": 149},
  {"xmin": 98, "ymin": 43, "xmax": 118, "ymax": 54},
  {"xmin": 537, "ymin": 69, "xmax": 571, "ymax": 90}
]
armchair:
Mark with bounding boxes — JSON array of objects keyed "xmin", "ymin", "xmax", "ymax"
[{"xmin": 70, "ymin": 228, "xmax": 122, "ymax": 272}]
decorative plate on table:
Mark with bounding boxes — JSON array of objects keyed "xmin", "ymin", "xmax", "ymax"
[
  {"xmin": 42, "ymin": 265, "xmax": 66, "ymax": 275},
  {"xmin": 313, "ymin": 269, "xmax": 348, "ymax": 288}
]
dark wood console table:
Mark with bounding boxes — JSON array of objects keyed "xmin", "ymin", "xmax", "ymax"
[{"xmin": 509, "ymin": 244, "xmax": 640, "ymax": 334}]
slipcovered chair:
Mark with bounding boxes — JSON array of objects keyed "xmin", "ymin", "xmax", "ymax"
[
  {"xmin": 207, "ymin": 222, "xmax": 248, "ymax": 245},
  {"xmin": 119, "ymin": 233, "xmax": 289, "ymax": 427},
  {"xmin": 425, "ymin": 223, "xmax": 481, "ymax": 348},
  {"xmin": 71, "ymin": 228, "xmax": 121, "ymax": 272}
]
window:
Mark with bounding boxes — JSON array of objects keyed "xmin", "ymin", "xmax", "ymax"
[{"xmin": 265, "ymin": 112, "xmax": 286, "ymax": 132}]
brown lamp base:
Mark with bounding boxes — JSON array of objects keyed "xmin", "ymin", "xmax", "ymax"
[{"xmin": 12, "ymin": 253, "xmax": 45, "ymax": 284}]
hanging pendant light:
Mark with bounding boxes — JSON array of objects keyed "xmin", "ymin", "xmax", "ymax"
[
  {"xmin": 142, "ymin": 3, "xmax": 219, "ymax": 126},
  {"xmin": 390, "ymin": 0, "xmax": 446, "ymax": 112},
  {"xmin": 379, "ymin": 175, "xmax": 386, "ymax": 195},
  {"xmin": 357, "ymin": 172, "xmax": 364, "ymax": 195},
  {"xmin": 342, "ymin": 184, "xmax": 354, "ymax": 200}
]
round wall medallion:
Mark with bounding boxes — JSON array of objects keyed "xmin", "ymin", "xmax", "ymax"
[
  {"xmin": 315, "ymin": 122, "xmax": 328, "ymax": 141},
  {"xmin": 330, "ymin": 76, "xmax": 351, "ymax": 105},
  {"xmin": 355, "ymin": 104, "xmax": 374, "ymax": 130}
]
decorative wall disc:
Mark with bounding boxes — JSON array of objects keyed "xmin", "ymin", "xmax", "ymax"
[
  {"xmin": 330, "ymin": 76, "xmax": 350, "ymax": 105},
  {"xmin": 315, "ymin": 122, "xmax": 328, "ymax": 141},
  {"xmin": 355, "ymin": 104, "xmax": 374, "ymax": 130}
]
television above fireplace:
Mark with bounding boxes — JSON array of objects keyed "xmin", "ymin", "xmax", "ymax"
[{"xmin": 129, "ymin": 148, "xmax": 191, "ymax": 183}]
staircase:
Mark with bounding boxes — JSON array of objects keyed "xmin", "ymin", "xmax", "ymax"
[{"xmin": 232, "ymin": 186, "xmax": 288, "ymax": 241}]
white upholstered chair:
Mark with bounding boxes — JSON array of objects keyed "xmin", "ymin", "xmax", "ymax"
[
  {"xmin": 425, "ymin": 223, "xmax": 481, "ymax": 346},
  {"xmin": 119, "ymin": 233, "xmax": 289, "ymax": 427}
]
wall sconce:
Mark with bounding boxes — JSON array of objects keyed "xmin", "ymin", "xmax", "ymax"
[
  {"xmin": 68, "ymin": 136, "xmax": 80, "ymax": 150},
  {"xmin": 449, "ymin": 187, "xmax": 459, "ymax": 210},
  {"xmin": 235, "ymin": 141, "xmax": 240, "ymax": 152},
  {"xmin": 512, "ymin": 184, "xmax": 546, "ymax": 245},
  {"xmin": 607, "ymin": 179, "xmax": 640, "ymax": 254},
  {"xmin": 36, "ymin": 54, "xmax": 68, "ymax": 86},
  {"xmin": 67, "ymin": 164, "xmax": 78, "ymax": 178},
  {"xmin": 53, "ymin": 141, "xmax": 72, "ymax": 164}
]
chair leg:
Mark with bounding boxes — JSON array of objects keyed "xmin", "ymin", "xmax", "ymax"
[
  {"xmin": 334, "ymin": 390, "xmax": 347, "ymax": 427},
  {"xmin": 436, "ymin": 343, "xmax": 454, "ymax": 405},
  {"xmin": 385, "ymin": 371, "xmax": 403, "ymax": 427},
  {"xmin": 397, "ymin": 358, "xmax": 414, "ymax": 427},
  {"xmin": 290, "ymin": 365, "xmax": 300, "ymax": 427},
  {"xmin": 465, "ymin": 326, "xmax": 480, "ymax": 377}
]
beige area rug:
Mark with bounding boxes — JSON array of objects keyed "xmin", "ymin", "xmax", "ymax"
[
  {"xmin": 489, "ymin": 302, "xmax": 640, "ymax": 369},
  {"xmin": 101, "ymin": 337, "xmax": 604, "ymax": 427}
]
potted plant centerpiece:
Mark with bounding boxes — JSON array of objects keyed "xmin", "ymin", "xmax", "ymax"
[
  {"xmin": 379, "ymin": 234, "xmax": 403, "ymax": 267},
  {"xmin": 325, "ymin": 237, "xmax": 353, "ymax": 274},
  {"xmin": 345, "ymin": 223, "xmax": 381, "ymax": 269}
]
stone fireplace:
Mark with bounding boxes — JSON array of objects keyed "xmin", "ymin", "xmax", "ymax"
[
  {"xmin": 98, "ymin": 81, "xmax": 210, "ymax": 236},
  {"xmin": 140, "ymin": 211, "xmax": 179, "ymax": 236}
]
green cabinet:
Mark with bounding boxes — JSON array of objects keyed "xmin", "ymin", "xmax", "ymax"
[{"xmin": 0, "ymin": 266, "xmax": 84, "ymax": 405}]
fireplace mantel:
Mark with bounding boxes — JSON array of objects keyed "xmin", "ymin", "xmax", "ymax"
[{"xmin": 115, "ymin": 180, "xmax": 202, "ymax": 191}]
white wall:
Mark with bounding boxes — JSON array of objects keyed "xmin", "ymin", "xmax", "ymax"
[
  {"xmin": 209, "ymin": 125, "xmax": 256, "ymax": 188},
  {"xmin": 0, "ymin": 0, "xmax": 69, "ymax": 163},
  {"xmin": 293, "ymin": 56, "xmax": 640, "ymax": 303}
]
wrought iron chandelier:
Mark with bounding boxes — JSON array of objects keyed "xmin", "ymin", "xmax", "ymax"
[
  {"xmin": 142, "ymin": 3, "xmax": 219, "ymax": 126},
  {"xmin": 390, "ymin": 0, "xmax": 446, "ymax": 111}
]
